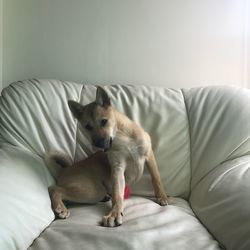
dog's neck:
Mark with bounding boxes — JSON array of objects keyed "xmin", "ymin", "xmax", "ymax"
[
  {"xmin": 112, "ymin": 108, "xmax": 151, "ymax": 160},
  {"xmin": 113, "ymin": 109, "xmax": 144, "ymax": 139}
]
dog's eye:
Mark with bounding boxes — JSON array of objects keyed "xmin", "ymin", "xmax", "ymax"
[
  {"xmin": 85, "ymin": 123, "xmax": 93, "ymax": 131},
  {"xmin": 100, "ymin": 119, "xmax": 108, "ymax": 127}
]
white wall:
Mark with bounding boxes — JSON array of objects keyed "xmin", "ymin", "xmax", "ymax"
[{"xmin": 2, "ymin": 0, "xmax": 250, "ymax": 89}]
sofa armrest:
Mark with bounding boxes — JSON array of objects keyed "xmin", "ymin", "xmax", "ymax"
[
  {"xmin": 190, "ymin": 156, "xmax": 250, "ymax": 250},
  {"xmin": 0, "ymin": 144, "xmax": 55, "ymax": 250}
]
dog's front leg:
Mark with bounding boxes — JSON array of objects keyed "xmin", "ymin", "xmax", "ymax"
[
  {"xmin": 146, "ymin": 149, "xmax": 168, "ymax": 206},
  {"xmin": 102, "ymin": 164, "xmax": 125, "ymax": 227}
]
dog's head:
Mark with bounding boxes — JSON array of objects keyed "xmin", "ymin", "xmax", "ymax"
[{"xmin": 68, "ymin": 87, "xmax": 116, "ymax": 151}]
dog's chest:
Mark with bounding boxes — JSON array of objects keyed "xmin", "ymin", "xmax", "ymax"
[
  {"xmin": 111, "ymin": 135, "xmax": 149, "ymax": 184},
  {"xmin": 124, "ymin": 152, "xmax": 145, "ymax": 184}
]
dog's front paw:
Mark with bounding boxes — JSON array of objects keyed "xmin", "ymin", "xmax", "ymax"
[
  {"xmin": 156, "ymin": 196, "xmax": 169, "ymax": 206},
  {"xmin": 54, "ymin": 204, "xmax": 70, "ymax": 219},
  {"xmin": 102, "ymin": 210, "xmax": 123, "ymax": 227}
]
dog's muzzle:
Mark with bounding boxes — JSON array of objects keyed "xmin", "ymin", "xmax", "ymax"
[{"xmin": 93, "ymin": 137, "xmax": 112, "ymax": 152}]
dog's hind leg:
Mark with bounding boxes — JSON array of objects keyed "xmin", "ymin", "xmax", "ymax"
[
  {"xmin": 48, "ymin": 185, "xmax": 70, "ymax": 219},
  {"xmin": 146, "ymin": 149, "xmax": 168, "ymax": 206}
]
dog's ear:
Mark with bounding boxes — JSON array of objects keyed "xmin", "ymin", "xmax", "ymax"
[
  {"xmin": 96, "ymin": 87, "xmax": 111, "ymax": 107},
  {"xmin": 68, "ymin": 100, "xmax": 84, "ymax": 120}
]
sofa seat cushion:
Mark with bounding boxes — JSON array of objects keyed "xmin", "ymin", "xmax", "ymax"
[{"xmin": 29, "ymin": 197, "xmax": 221, "ymax": 250}]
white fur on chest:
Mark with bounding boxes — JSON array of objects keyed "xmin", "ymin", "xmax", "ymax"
[{"xmin": 107, "ymin": 132, "xmax": 150, "ymax": 184}]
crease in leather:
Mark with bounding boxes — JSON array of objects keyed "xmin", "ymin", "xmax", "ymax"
[
  {"xmin": 73, "ymin": 83, "xmax": 85, "ymax": 161},
  {"xmin": 181, "ymin": 89, "xmax": 193, "ymax": 200}
]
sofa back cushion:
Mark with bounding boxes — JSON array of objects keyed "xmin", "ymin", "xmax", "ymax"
[
  {"xmin": 0, "ymin": 79, "xmax": 82, "ymax": 157},
  {"xmin": 0, "ymin": 79, "xmax": 191, "ymax": 199},
  {"xmin": 75, "ymin": 84, "xmax": 191, "ymax": 198}
]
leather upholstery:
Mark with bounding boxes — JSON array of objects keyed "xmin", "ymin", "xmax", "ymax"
[{"xmin": 1, "ymin": 79, "xmax": 250, "ymax": 250}]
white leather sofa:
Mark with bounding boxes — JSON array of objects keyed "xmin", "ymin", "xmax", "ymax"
[{"xmin": 1, "ymin": 79, "xmax": 250, "ymax": 250}]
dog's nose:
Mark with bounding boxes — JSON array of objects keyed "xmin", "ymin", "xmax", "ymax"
[
  {"xmin": 93, "ymin": 137, "xmax": 106, "ymax": 149},
  {"xmin": 93, "ymin": 137, "xmax": 112, "ymax": 151}
]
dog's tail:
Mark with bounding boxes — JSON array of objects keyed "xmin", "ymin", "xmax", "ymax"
[{"xmin": 45, "ymin": 151, "xmax": 73, "ymax": 179}]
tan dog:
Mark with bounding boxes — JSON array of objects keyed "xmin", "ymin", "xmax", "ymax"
[{"xmin": 66, "ymin": 86, "xmax": 168, "ymax": 227}]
